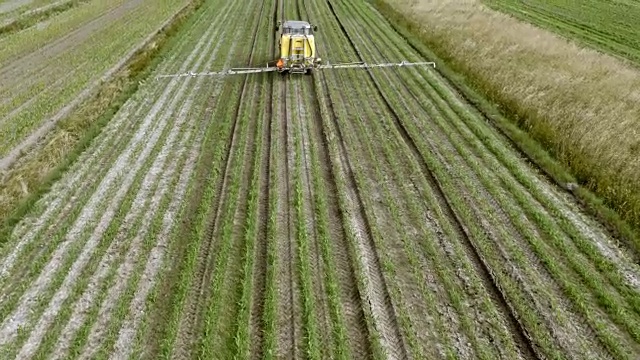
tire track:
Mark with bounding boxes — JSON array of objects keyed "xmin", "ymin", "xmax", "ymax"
[
  {"xmin": 295, "ymin": 3, "xmax": 375, "ymax": 358},
  {"xmin": 203, "ymin": 1, "xmax": 271, "ymax": 350},
  {"xmin": 307, "ymin": 75, "xmax": 373, "ymax": 359},
  {"xmin": 292, "ymin": 2, "xmax": 333, "ymax": 354},
  {"xmin": 296, "ymin": 76, "xmax": 333, "ymax": 357},
  {"xmin": 275, "ymin": 72, "xmax": 301, "ymax": 358},
  {"xmin": 170, "ymin": 0, "xmax": 267, "ymax": 357},
  {"xmin": 315, "ymin": 2, "xmax": 409, "ymax": 358},
  {"xmin": 322, "ymin": 83, "xmax": 407, "ymax": 360},
  {"xmin": 272, "ymin": 2, "xmax": 301, "ymax": 357},
  {"xmin": 354, "ymin": 2, "xmax": 638, "ymax": 357}
]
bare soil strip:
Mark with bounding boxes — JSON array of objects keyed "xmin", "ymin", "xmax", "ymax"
[{"xmin": 314, "ymin": 67, "xmax": 408, "ymax": 360}]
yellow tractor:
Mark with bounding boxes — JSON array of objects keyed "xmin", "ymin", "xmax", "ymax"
[
  {"xmin": 156, "ymin": 20, "xmax": 435, "ymax": 79},
  {"xmin": 274, "ymin": 20, "xmax": 321, "ymax": 74}
]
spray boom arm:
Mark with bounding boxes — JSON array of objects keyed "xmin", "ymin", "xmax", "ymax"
[{"xmin": 155, "ymin": 60, "xmax": 436, "ymax": 79}]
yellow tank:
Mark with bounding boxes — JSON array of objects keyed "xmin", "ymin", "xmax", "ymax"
[{"xmin": 276, "ymin": 20, "xmax": 320, "ymax": 74}]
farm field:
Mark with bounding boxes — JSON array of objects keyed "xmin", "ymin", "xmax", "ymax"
[
  {"xmin": 0, "ymin": 0, "xmax": 639, "ymax": 359},
  {"xmin": 483, "ymin": 0, "xmax": 640, "ymax": 65},
  {"xmin": 0, "ymin": 0, "xmax": 188, "ymax": 168}
]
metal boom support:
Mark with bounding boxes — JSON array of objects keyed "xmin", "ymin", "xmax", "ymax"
[
  {"xmin": 318, "ymin": 60, "xmax": 435, "ymax": 69},
  {"xmin": 155, "ymin": 60, "xmax": 435, "ymax": 79}
]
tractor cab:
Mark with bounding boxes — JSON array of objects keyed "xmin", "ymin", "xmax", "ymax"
[
  {"xmin": 282, "ymin": 20, "xmax": 314, "ymax": 35},
  {"xmin": 275, "ymin": 20, "xmax": 320, "ymax": 74}
]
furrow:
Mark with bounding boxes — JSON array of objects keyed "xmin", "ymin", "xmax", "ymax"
[
  {"xmin": 243, "ymin": 2, "xmax": 277, "ymax": 357},
  {"xmin": 201, "ymin": 40, "xmax": 263, "ymax": 360},
  {"xmin": 301, "ymin": 4, "xmax": 376, "ymax": 359},
  {"xmin": 274, "ymin": 1, "xmax": 303, "ymax": 356}
]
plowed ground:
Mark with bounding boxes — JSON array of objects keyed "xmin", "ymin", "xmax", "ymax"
[{"xmin": 0, "ymin": 0, "xmax": 639, "ymax": 359}]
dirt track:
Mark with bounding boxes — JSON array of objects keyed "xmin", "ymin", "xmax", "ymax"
[{"xmin": 0, "ymin": 0, "xmax": 639, "ymax": 359}]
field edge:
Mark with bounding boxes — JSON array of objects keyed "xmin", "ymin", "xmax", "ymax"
[
  {"xmin": 0, "ymin": 0, "xmax": 205, "ymax": 242},
  {"xmin": 371, "ymin": 0, "xmax": 640, "ymax": 260}
]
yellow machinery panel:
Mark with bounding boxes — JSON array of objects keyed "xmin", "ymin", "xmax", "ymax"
[{"xmin": 276, "ymin": 20, "xmax": 319, "ymax": 73}]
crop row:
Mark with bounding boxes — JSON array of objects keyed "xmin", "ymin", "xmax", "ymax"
[
  {"xmin": 0, "ymin": 0, "xmax": 245, "ymax": 357},
  {"xmin": 0, "ymin": 0, "xmax": 188, "ymax": 158},
  {"xmin": 2, "ymin": 0, "xmax": 639, "ymax": 359},
  {"xmin": 332, "ymin": 0, "xmax": 640, "ymax": 358},
  {"xmin": 484, "ymin": 0, "xmax": 640, "ymax": 65}
]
